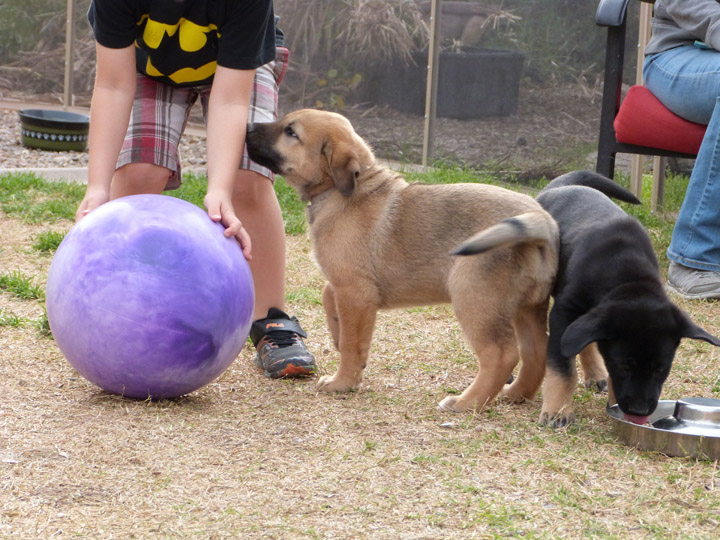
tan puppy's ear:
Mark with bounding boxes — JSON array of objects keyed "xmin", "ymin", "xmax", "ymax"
[{"xmin": 322, "ymin": 141, "xmax": 360, "ymax": 197}]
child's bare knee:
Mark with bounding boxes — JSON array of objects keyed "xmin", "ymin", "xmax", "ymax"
[{"xmin": 113, "ymin": 163, "xmax": 171, "ymax": 196}]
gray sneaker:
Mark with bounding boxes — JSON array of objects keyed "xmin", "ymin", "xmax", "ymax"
[{"xmin": 666, "ymin": 261, "xmax": 720, "ymax": 300}]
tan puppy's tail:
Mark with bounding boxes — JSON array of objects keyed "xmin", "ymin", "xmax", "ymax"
[{"xmin": 451, "ymin": 211, "xmax": 559, "ymax": 255}]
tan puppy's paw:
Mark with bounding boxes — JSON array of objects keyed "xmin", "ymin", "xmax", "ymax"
[
  {"xmin": 438, "ymin": 395, "xmax": 473, "ymax": 412},
  {"xmin": 316, "ymin": 373, "xmax": 359, "ymax": 393},
  {"xmin": 499, "ymin": 383, "xmax": 527, "ymax": 403}
]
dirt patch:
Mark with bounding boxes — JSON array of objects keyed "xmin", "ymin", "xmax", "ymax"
[
  {"xmin": 2, "ymin": 205, "xmax": 720, "ymax": 538},
  {"xmin": 1, "ymin": 80, "xmax": 604, "ymax": 180},
  {"xmin": 1, "ymin": 82, "xmax": 716, "ymax": 539},
  {"xmin": 337, "ymin": 81, "xmax": 603, "ymax": 180}
]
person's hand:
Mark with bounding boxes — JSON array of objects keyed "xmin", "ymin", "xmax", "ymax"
[
  {"xmin": 204, "ymin": 189, "xmax": 252, "ymax": 260},
  {"xmin": 75, "ymin": 186, "xmax": 111, "ymax": 222}
]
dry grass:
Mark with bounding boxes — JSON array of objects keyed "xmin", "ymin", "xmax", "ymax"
[{"xmin": 2, "ymin": 207, "xmax": 720, "ymax": 539}]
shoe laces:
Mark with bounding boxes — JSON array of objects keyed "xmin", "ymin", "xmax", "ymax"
[{"xmin": 263, "ymin": 330, "xmax": 301, "ymax": 349}]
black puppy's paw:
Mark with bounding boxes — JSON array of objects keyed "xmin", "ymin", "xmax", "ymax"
[
  {"xmin": 584, "ymin": 377, "xmax": 608, "ymax": 393},
  {"xmin": 539, "ymin": 410, "xmax": 575, "ymax": 429}
]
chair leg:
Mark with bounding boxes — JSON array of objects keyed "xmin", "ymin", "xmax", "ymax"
[
  {"xmin": 596, "ymin": 148, "xmax": 616, "ymax": 180},
  {"xmin": 630, "ymin": 154, "xmax": 644, "ymax": 199},
  {"xmin": 651, "ymin": 156, "xmax": 666, "ymax": 210}
]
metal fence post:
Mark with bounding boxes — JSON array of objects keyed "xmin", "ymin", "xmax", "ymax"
[
  {"xmin": 422, "ymin": 0, "xmax": 441, "ymax": 169},
  {"xmin": 63, "ymin": 0, "xmax": 76, "ymax": 109}
]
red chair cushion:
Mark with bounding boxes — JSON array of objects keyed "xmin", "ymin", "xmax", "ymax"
[{"xmin": 614, "ymin": 85, "xmax": 706, "ymax": 155}]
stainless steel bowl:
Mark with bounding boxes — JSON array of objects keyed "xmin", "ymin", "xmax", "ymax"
[{"xmin": 606, "ymin": 398, "xmax": 720, "ymax": 460}]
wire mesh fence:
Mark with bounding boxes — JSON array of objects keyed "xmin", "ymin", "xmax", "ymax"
[{"xmin": 0, "ymin": 0, "xmax": 643, "ymax": 180}]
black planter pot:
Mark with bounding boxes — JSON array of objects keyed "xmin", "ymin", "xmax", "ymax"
[
  {"xmin": 372, "ymin": 47, "xmax": 525, "ymax": 119},
  {"xmin": 19, "ymin": 109, "xmax": 90, "ymax": 151}
]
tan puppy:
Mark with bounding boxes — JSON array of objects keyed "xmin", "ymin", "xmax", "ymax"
[{"xmin": 246, "ymin": 109, "xmax": 559, "ymax": 412}]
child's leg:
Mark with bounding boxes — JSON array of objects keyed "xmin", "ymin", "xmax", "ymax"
[
  {"xmin": 231, "ymin": 170, "xmax": 286, "ymax": 321},
  {"xmin": 225, "ymin": 48, "xmax": 289, "ymax": 319},
  {"xmin": 111, "ymin": 163, "xmax": 171, "ymax": 199},
  {"xmin": 645, "ymin": 45, "xmax": 720, "ymax": 289},
  {"xmin": 228, "ymin": 47, "xmax": 316, "ymax": 378}
]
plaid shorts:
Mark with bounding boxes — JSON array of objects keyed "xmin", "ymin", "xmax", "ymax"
[{"xmin": 117, "ymin": 47, "xmax": 289, "ymax": 188}]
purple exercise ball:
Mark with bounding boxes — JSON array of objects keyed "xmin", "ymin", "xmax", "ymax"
[{"xmin": 46, "ymin": 194, "xmax": 255, "ymax": 399}]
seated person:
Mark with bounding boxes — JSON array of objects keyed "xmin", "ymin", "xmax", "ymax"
[{"xmin": 643, "ymin": 0, "xmax": 720, "ymax": 299}]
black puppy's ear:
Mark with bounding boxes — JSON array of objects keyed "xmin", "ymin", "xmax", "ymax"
[
  {"xmin": 560, "ymin": 307, "xmax": 609, "ymax": 357},
  {"xmin": 322, "ymin": 141, "xmax": 359, "ymax": 197},
  {"xmin": 679, "ymin": 312, "xmax": 720, "ymax": 346}
]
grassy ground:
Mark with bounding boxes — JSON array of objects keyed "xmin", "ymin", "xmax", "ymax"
[{"xmin": 1, "ymin": 168, "xmax": 719, "ymax": 539}]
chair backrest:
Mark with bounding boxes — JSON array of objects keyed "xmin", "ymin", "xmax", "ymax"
[
  {"xmin": 596, "ymin": 0, "xmax": 654, "ymax": 28},
  {"xmin": 595, "ymin": 0, "xmax": 698, "ymax": 209}
]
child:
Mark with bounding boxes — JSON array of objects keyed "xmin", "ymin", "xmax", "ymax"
[{"xmin": 76, "ymin": 0, "xmax": 316, "ymax": 378}]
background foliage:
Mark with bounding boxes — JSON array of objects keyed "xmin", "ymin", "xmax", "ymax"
[{"xmin": 0, "ymin": 0, "xmax": 640, "ymax": 99}]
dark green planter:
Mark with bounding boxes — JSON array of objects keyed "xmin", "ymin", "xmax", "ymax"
[
  {"xmin": 19, "ymin": 109, "xmax": 90, "ymax": 152},
  {"xmin": 374, "ymin": 47, "xmax": 525, "ymax": 119}
]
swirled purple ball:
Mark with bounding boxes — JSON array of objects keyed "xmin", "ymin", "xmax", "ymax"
[{"xmin": 46, "ymin": 194, "xmax": 254, "ymax": 399}]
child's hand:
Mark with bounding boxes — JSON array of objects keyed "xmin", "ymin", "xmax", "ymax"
[
  {"xmin": 204, "ymin": 192, "xmax": 252, "ymax": 260},
  {"xmin": 75, "ymin": 187, "xmax": 111, "ymax": 222}
]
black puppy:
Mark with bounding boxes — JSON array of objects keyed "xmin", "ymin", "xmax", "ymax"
[{"xmin": 455, "ymin": 171, "xmax": 720, "ymax": 427}]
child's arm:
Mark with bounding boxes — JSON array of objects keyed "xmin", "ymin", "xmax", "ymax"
[
  {"xmin": 75, "ymin": 43, "xmax": 137, "ymax": 221},
  {"xmin": 205, "ymin": 65, "xmax": 255, "ymax": 259}
]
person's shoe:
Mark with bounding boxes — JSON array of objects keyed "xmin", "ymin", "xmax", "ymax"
[
  {"xmin": 249, "ymin": 308, "xmax": 317, "ymax": 378},
  {"xmin": 667, "ymin": 261, "xmax": 720, "ymax": 300}
]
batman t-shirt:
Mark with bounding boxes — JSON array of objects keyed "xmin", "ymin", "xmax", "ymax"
[{"xmin": 88, "ymin": 0, "xmax": 276, "ymax": 87}]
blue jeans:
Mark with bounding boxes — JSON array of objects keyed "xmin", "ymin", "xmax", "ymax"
[{"xmin": 644, "ymin": 44, "xmax": 720, "ymax": 271}]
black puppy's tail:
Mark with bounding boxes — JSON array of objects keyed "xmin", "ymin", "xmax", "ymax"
[
  {"xmin": 451, "ymin": 210, "xmax": 559, "ymax": 256},
  {"xmin": 542, "ymin": 170, "xmax": 641, "ymax": 205}
]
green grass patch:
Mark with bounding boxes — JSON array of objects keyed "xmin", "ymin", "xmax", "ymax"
[
  {"xmin": 0, "ymin": 271, "xmax": 45, "ymax": 300},
  {"xmin": 404, "ymin": 164, "xmax": 501, "ymax": 186},
  {"xmin": 616, "ymin": 171, "xmax": 687, "ymax": 259},
  {"xmin": 167, "ymin": 172, "xmax": 307, "ymax": 235},
  {"xmin": 0, "ymin": 170, "xmax": 308, "ymax": 236},
  {"xmin": 0, "ymin": 307, "xmax": 49, "ymax": 337},
  {"xmin": 0, "ymin": 172, "xmax": 85, "ymax": 223},
  {"xmin": 165, "ymin": 171, "xmax": 208, "ymax": 209},
  {"xmin": 0, "ymin": 308, "xmax": 26, "ymax": 327},
  {"xmin": 273, "ymin": 176, "xmax": 307, "ymax": 235},
  {"xmin": 35, "ymin": 310, "xmax": 52, "ymax": 338},
  {"xmin": 285, "ymin": 287, "xmax": 322, "ymax": 306},
  {"xmin": 32, "ymin": 230, "xmax": 66, "ymax": 252},
  {"xmin": 412, "ymin": 166, "xmax": 684, "ymax": 264},
  {"xmin": 0, "ymin": 166, "xmax": 686, "ymax": 256},
  {"xmin": 271, "ymin": 163, "xmax": 685, "ymax": 255}
]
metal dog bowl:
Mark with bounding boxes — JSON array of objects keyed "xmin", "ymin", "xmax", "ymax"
[
  {"xmin": 607, "ymin": 398, "xmax": 720, "ymax": 459},
  {"xmin": 19, "ymin": 109, "xmax": 90, "ymax": 151}
]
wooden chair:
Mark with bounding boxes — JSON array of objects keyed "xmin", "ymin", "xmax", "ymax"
[{"xmin": 595, "ymin": 0, "xmax": 706, "ymax": 209}]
